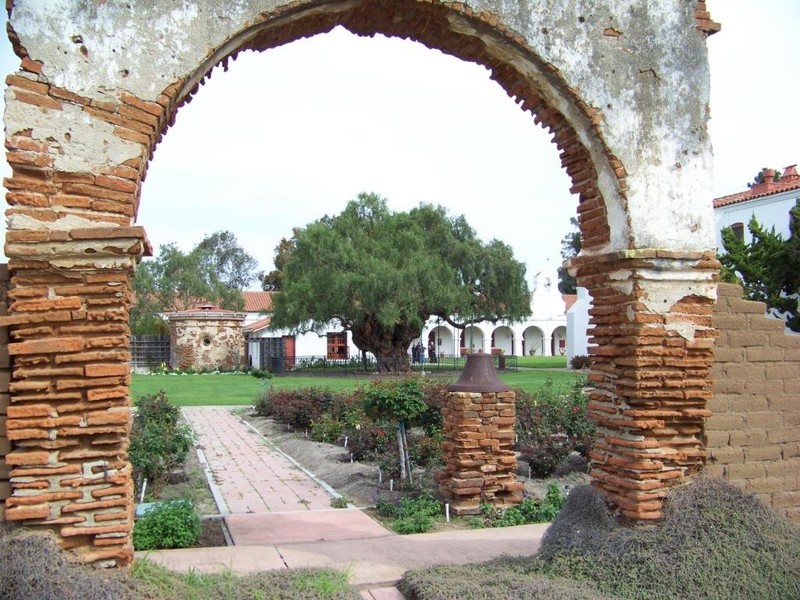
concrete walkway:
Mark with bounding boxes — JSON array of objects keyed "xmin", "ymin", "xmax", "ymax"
[{"xmin": 137, "ymin": 407, "xmax": 548, "ymax": 597}]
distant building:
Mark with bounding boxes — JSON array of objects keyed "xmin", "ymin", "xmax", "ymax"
[
  {"xmin": 713, "ymin": 164, "xmax": 799, "ymax": 247},
  {"xmin": 242, "ymin": 270, "xmax": 576, "ymax": 369}
]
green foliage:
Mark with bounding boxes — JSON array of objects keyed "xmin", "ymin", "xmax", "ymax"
[
  {"xmin": 132, "ymin": 231, "xmax": 256, "ymax": 334},
  {"xmin": 473, "ymin": 483, "xmax": 566, "ymax": 528},
  {"xmin": 259, "ymin": 230, "xmax": 299, "ymax": 291},
  {"xmin": 363, "ymin": 378, "xmax": 427, "ymax": 423},
  {"xmin": 292, "ymin": 569, "xmax": 353, "ymax": 596},
  {"xmin": 377, "ymin": 492, "xmax": 443, "ymax": 534},
  {"xmin": 193, "ymin": 230, "xmax": 258, "ymax": 291},
  {"xmin": 516, "ymin": 378, "xmax": 594, "ymax": 477},
  {"xmin": 256, "ymin": 387, "xmax": 338, "ymax": 430},
  {"xmin": 270, "ymin": 192, "xmax": 530, "ymax": 371},
  {"xmin": 133, "ymin": 499, "xmax": 202, "ymax": 551},
  {"xmin": 129, "ymin": 390, "xmax": 195, "ymax": 498},
  {"xmin": 558, "ymin": 216, "xmax": 581, "ymax": 294},
  {"xmin": 310, "ymin": 415, "xmax": 343, "ymax": 444},
  {"xmin": 569, "ymin": 355, "xmax": 591, "ymax": 370},
  {"xmin": 719, "ymin": 199, "xmax": 800, "ymax": 332},
  {"xmin": 329, "ymin": 496, "xmax": 350, "ymax": 509},
  {"xmin": 249, "ymin": 368, "xmax": 272, "ymax": 380},
  {"xmin": 131, "ymin": 560, "xmax": 362, "ymax": 600}
]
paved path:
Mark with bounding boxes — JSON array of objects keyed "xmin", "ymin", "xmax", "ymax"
[
  {"xmin": 183, "ymin": 407, "xmax": 334, "ymax": 514},
  {"xmin": 140, "ymin": 407, "xmax": 548, "ymax": 598}
]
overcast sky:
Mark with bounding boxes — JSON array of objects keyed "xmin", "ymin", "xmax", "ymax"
[{"xmin": 2, "ymin": 1, "xmax": 798, "ymax": 288}]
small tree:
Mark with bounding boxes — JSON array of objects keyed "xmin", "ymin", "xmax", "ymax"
[
  {"xmin": 364, "ymin": 378, "xmax": 427, "ymax": 481},
  {"xmin": 270, "ymin": 193, "xmax": 531, "ymax": 372},
  {"xmin": 718, "ymin": 199, "xmax": 800, "ymax": 332},
  {"xmin": 259, "ymin": 229, "xmax": 299, "ymax": 291},
  {"xmin": 131, "ymin": 231, "xmax": 256, "ymax": 334},
  {"xmin": 557, "ymin": 217, "xmax": 581, "ymax": 294}
]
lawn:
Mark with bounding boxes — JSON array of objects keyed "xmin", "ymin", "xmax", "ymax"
[
  {"xmin": 130, "ymin": 368, "xmax": 584, "ymax": 406},
  {"xmin": 515, "ymin": 355, "xmax": 568, "ymax": 369}
]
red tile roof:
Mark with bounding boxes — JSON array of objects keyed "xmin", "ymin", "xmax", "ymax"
[
  {"xmin": 244, "ymin": 317, "xmax": 272, "ymax": 333},
  {"xmin": 713, "ymin": 165, "xmax": 800, "ymax": 209},
  {"xmin": 243, "ymin": 291, "xmax": 273, "ymax": 313}
]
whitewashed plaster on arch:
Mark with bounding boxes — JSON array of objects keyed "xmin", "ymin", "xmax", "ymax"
[{"xmin": 8, "ymin": 0, "xmax": 715, "ymax": 256}]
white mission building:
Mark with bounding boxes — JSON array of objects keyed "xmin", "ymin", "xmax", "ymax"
[{"xmin": 243, "ymin": 270, "xmax": 582, "ymax": 369}]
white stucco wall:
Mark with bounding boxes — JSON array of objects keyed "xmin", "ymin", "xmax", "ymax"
[
  {"xmin": 714, "ymin": 189, "xmax": 797, "ymax": 248},
  {"xmin": 567, "ymin": 287, "xmax": 592, "ymax": 363}
]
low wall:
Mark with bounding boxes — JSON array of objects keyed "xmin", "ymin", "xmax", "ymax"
[{"xmin": 706, "ymin": 283, "xmax": 800, "ymax": 523}]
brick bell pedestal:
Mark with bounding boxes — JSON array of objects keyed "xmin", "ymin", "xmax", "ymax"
[{"xmin": 436, "ymin": 353, "xmax": 522, "ymax": 515}]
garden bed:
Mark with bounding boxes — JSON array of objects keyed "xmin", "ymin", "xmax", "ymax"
[{"xmin": 163, "ymin": 410, "xmax": 589, "ymax": 547}]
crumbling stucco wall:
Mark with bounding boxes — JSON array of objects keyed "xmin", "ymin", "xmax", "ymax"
[
  {"xmin": 2, "ymin": 0, "xmax": 721, "ymax": 565},
  {"xmin": 168, "ymin": 309, "xmax": 245, "ymax": 372}
]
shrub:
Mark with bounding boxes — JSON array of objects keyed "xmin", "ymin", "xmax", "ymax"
[
  {"xmin": 249, "ymin": 368, "xmax": 272, "ymax": 380},
  {"xmin": 570, "ymin": 355, "xmax": 591, "ymax": 369},
  {"xmin": 377, "ymin": 492, "xmax": 443, "ymax": 534},
  {"xmin": 518, "ymin": 430, "xmax": 574, "ymax": 478},
  {"xmin": 259, "ymin": 387, "xmax": 335, "ymax": 430},
  {"xmin": 515, "ymin": 379, "xmax": 594, "ymax": 477},
  {"xmin": 310, "ymin": 415, "xmax": 344, "ymax": 444},
  {"xmin": 399, "ymin": 565, "xmax": 614, "ymax": 600},
  {"xmin": 473, "ymin": 482, "xmax": 566, "ymax": 528},
  {"xmin": 330, "ymin": 496, "xmax": 350, "ymax": 509},
  {"xmin": 134, "ymin": 389, "xmax": 181, "ymax": 427},
  {"xmin": 537, "ymin": 477, "xmax": 800, "ymax": 600},
  {"xmin": 416, "ymin": 380, "xmax": 448, "ymax": 435},
  {"xmin": 129, "ymin": 391, "xmax": 194, "ymax": 498},
  {"xmin": 347, "ymin": 421, "xmax": 394, "ymax": 462},
  {"xmin": 407, "ymin": 429, "xmax": 444, "ymax": 469},
  {"xmin": 0, "ymin": 525, "xmax": 139, "ymax": 600},
  {"xmin": 133, "ymin": 499, "xmax": 202, "ymax": 551}
]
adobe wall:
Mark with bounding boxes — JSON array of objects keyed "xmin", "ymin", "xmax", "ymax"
[{"xmin": 705, "ymin": 283, "xmax": 800, "ymax": 523}]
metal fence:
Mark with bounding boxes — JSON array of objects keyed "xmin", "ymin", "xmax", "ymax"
[
  {"xmin": 130, "ymin": 335, "xmax": 170, "ymax": 370},
  {"xmin": 261, "ymin": 353, "xmax": 518, "ymax": 375}
]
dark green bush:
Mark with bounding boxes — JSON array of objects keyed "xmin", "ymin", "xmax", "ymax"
[
  {"xmin": 570, "ymin": 355, "xmax": 591, "ymax": 369},
  {"xmin": 515, "ymin": 378, "xmax": 594, "ymax": 477},
  {"xmin": 347, "ymin": 420, "xmax": 394, "ymax": 463},
  {"xmin": 133, "ymin": 499, "xmax": 202, "ymax": 551},
  {"xmin": 310, "ymin": 415, "xmax": 343, "ymax": 444},
  {"xmin": 258, "ymin": 387, "xmax": 337, "ymax": 430},
  {"xmin": 130, "ymin": 390, "xmax": 194, "ymax": 498}
]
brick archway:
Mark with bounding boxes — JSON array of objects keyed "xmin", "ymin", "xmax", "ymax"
[{"xmin": 2, "ymin": 1, "xmax": 720, "ymax": 566}]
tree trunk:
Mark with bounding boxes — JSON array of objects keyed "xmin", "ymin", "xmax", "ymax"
[
  {"xmin": 396, "ymin": 423, "xmax": 407, "ymax": 481},
  {"xmin": 351, "ymin": 318, "xmax": 421, "ymax": 373}
]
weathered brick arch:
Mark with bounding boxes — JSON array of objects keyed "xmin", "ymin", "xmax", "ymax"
[{"xmin": 2, "ymin": 1, "xmax": 720, "ymax": 566}]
